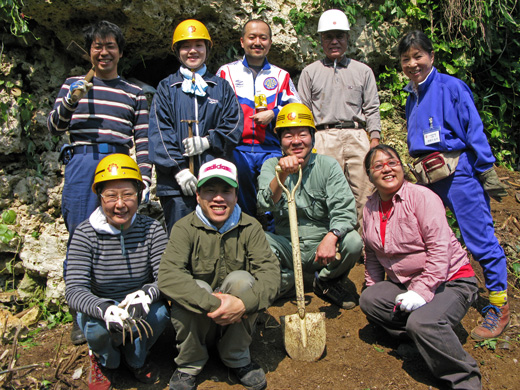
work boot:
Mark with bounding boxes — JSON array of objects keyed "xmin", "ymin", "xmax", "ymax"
[
  {"xmin": 88, "ymin": 351, "xmax": 112, "ymax": 390},
  {"xmin": 313, "ymin": 272, "xmax": 356, "ymax": 310},
  {"xmin": 169, "ymin": 368, "xmax": 197, "ymax": 390},
  {"xmin": 231, "ymin": 361, "xmax": 267, "ymax": 390},
  {"xmin": 471, "ymin": 303, "xmax": 510, "ymax": 340},
  {"xmin": 133, "ymin": 360, "xmax": 160, "ymax": 384},
  {"xmin": 70, "ymin": 309, "xmax": 86, "ymax": 345}
]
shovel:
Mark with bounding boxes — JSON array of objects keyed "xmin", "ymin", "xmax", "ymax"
[{"xmin": 276, "ymin": 165, "xmax": 326, "ymax": 362}]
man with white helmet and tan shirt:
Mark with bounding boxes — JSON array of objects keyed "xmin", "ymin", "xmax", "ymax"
[{"xmin": 298, "ymin": 9, "xmax": 382, "ymax": 228}]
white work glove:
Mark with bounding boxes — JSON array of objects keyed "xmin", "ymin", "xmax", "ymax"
[
  {"xmin": 65, "ymin": 79, "xmax": 93, "ymax": 106},
  {"xmin": 175, "ymin": 168, "xmax": 198, "ymax": 196},
  {"xmin": 395, "ymin": 291, "xmax": 426, "ymax": 312},
  {"xmin": 182, "ymin": 136, "xmax": 210, "ymax": 157},
  {"xmin": 141, "ymin": 181, "xmax": 150, "ymax": 204},
  {"xmin": 118, "ymin": 290, "xmax": 151, "ymax": 319},
  {"xmin": 103, "ymin": 305, "xmax": 130, "ymax": 332}
]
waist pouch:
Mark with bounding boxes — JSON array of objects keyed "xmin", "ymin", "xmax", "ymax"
[{"xmin": 410, "ymin": 151, "xmax": 461, "ymax": 184}]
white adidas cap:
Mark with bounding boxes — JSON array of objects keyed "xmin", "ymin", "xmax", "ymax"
[{"xmin": 197, "ymin": 158, "xmax": 238, "ymax": 188}]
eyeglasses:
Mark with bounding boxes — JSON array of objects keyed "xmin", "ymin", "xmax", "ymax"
[
  {"xmin": 100, "ymin": 193, "xmax": 137, "ymax": 204},
  {"xmin": 371, "ymin": 159, "xmax": 401, "ymax": 171},
  {"xmin": 91, "ymin": 43, "xmax": 118, "ymax": 53}
]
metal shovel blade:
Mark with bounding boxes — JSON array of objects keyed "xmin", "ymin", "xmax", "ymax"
[
  {"xmin": 276, "ymin": 165, "xmax": 326, "ymax": 361},
  {"xmin": 283, "ymin": 312, "xmax": 326, "ymax": 362}
]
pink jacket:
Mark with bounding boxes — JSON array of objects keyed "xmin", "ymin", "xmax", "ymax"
[{"xmin": 362, "ymin": 181, "xmax": 470, "ymax": 302}]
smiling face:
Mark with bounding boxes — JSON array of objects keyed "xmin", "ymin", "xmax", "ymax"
[
  {"xmin": 369, "ymin": 150, "xmax": 404, "ymax": 201},
  {"xmin": 400, "ymin": 45, "xmax": 434, "ymax": 86},
  {"xmin": 241, "ymin": 21, "xmax": 272, "ymax": 67},
  {"xmin": 100, "ymin": 179, "xmax": 139, "ymax": 230},
  {"xmin": 280, "ymin": 126, "xmax": 313, "ymax": 163},
  {"xmin": 178, "ymin": 39, "xmax": 207, "ymax": 70},
  {"xmin": 321, "ymin": 30, "xmax": 348, "ymax": 61},
  {"xmin": 90, "ymin": 34, "xmax": 122, "ymax": 80},
  {"xmin": 196, "ymin": 179, "xmax": 237, "ymax": 229}
]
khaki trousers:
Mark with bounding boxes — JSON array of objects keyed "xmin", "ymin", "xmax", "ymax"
[
  {"xmin": 314, "ymin": 128, "xmax": 374, "ymax": 228},
  {"xmin": 170, "ymin": 271, "xmax": 258, "ymax": 375}
]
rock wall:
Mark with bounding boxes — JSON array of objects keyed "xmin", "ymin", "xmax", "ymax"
[{"xmin": 0, "ymin": 0, "xmax": 404, "ymax": 305}]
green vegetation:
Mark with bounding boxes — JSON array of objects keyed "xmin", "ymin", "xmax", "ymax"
[{"xmin": 0, "ymin": 0, "xmax": 31, "ymax": 39}]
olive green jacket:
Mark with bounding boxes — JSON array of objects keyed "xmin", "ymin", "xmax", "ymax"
[{"xmin": 158, "ymin": 211, "xmax": 280, "ymax": 315}]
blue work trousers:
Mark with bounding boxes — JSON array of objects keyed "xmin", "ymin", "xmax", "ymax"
[
  {"xmin": 429, "ymin": 151, "xmax": 508, "ymax": 292},
  {"xmin": 233, "ymin": 148, "xmax": 282, "ymax": 218},
  {"xmin": 78, "ymin": 301, "xmax": 170, "ymax": 369}
]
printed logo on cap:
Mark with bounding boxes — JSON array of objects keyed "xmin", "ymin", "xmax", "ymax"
[
  {"xmin": 287, "ymin": 112, "xmax": 297, "ymax": 121},
  {"xmin": 203, "ymin": 163, "xmax": 233, "ymax": 174},
  {"xmin": 263, "ymin": 77, "xmax": 278, "ymax": 90},
  {"xmin": 188, "ymin": 25, "xmax": 196, "ymax": 33}
]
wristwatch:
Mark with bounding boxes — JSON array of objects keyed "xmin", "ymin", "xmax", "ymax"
[{"xmin": 329, "ymin": 228, "xmax": 342, "ymax": 239}]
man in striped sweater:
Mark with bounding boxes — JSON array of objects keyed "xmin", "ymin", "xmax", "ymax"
[
  {"xmin": 47, "ymin": 20, "xmax": 152, "ymax": 345},
  {"xmin": 65, "ymin": 154, "xmax": 169, "ymax": 390}
]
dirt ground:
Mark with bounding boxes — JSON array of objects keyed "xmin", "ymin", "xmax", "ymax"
[{"xmin": 4, "ymin": 166, "xmax": 520, "ymax": 390}]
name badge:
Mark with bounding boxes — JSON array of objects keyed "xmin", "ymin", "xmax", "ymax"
[{"xmin": 423, "ymin": 126, "xmax": 441, "ymax": 145}]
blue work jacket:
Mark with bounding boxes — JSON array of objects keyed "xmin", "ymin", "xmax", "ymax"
[
  {"xmin": 148, "ymin": 70, "xmax": 242, "ymax": 196},
  {"xmin": 404, "ymin": 67, "xmax": 495, "ymax": 173}
]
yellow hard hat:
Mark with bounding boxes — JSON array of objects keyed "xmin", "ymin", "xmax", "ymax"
[
  {"xmin": 92, "ymin": 154, "xmax": 143, "ymax": 193},
  {"xmin": 171, "ymin": 19, "xmax": 212, "ymax": 51},
  {"xmin": 274, "ymin": 103, "xmax": 316, "ymax": 135}
]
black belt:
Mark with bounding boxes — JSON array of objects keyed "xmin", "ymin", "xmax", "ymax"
[
  {"xmin": 316, "ymin": 121, "xmax": 365, "ymax": 130},
  {"xmin": 73, "ymin": 143, "xmax": 129, "ymax": 155}
]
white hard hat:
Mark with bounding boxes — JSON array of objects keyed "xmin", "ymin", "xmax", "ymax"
[{"xmin": 317, "ymin": 9, "xmax": 350, "ymax": 33}]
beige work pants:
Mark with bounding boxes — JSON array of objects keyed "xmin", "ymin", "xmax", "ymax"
[{"xmin": 314, "ymin": 128, "xmax": 374, "ymax": 229}]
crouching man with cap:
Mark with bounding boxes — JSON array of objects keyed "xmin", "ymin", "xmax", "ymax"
[{"xmin": 158, "ymin": 159, "xmax": 280, "ymax": 390}]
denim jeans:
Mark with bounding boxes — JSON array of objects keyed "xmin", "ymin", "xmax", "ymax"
[{"xmin": 78, "ymin": 301, "xmax": 170, "ymax": 369}]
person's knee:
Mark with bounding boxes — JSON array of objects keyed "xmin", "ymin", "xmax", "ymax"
[
  {"xmin": 341, "ymin": 230, "xmax": 363, "ymax": 258},
  {"xmin": 221, "ymin": 271, "xmax": 254, "ymax": 295},
  {"xmin": 359, "ymin": 288, "xmax": 374, "ymax": 315}
]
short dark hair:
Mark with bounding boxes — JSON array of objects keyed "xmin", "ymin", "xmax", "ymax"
[
  {"xmin": 242, "ymin": 19, "xmax": 272, "ymax": 39},
  {"xmin": 84, "ymin": 20, "xmax": 126, "ymax": 53},
  {"xmin": 364, "ymin": 144, "xmax": 403, "ymax": 176},
  {"xmin": 397, "ymin": 30, "xmax": 433, "ymax": 57}
]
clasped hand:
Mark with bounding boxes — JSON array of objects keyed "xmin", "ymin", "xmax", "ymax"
[{"xmin": 207, "ymin": 293, "xmax": 246, "ymax": 326}]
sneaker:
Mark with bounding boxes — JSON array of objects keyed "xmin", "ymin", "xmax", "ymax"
[
  {"xmin": 313, "ymin": 272, "xmax": 356, "ymax": 310},
  {"xmin": 89, "ymin": 351, "xmax": 112, "ymax": 390},
  {"xmin": 471, "ymin": 303, "xmax": 510, "ymax": 340},
  {"xmin": 133, "ymin": 360, "xmax": 160, "ymax": 384},
  {"xmin": 169, "ymin": 368, "xmax": 197, "ymax": 390},
  {"xmin": 231, "ymin": 361, "xmax": 267, "ymax": 390},
  {"xmin": 70, "ymin": 310, "xmax": 86, "ymax": 345}
]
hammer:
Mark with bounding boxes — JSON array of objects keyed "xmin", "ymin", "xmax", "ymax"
[{"xmin": 181, "ymin": 119, "xmax": 199, "ymax": 174}]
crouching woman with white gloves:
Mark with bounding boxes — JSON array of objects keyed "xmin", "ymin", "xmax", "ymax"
[
  {"xmin": 65, "ymin": 154, "xmax": 170, "ymax": 389},
  {"xmin": 359, "ymin": 145, "xmax": 481, "ymax": 390}
]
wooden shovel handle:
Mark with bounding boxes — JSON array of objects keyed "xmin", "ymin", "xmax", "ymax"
[{"xmin": 275, "ymin": 165, "xmax": 306, "ymax": 319}]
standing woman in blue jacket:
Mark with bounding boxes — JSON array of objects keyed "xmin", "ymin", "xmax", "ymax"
[
  {"xmin": 148, "ymin": 20, "xmax": 242, "ymax": 233},
  {"xmin": 398, "ymin": 31, "xmax": 509, "ymax": 341}
]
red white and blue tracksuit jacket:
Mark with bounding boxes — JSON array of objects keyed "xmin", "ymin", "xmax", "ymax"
[{"xmin": 216, "ymin": 57, "xmax": 300, "ymax": 152}]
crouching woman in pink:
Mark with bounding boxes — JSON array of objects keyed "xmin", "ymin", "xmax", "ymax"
[{"xmin": 359, "ymin": 144, "xmax": 481, "ymax": 389}]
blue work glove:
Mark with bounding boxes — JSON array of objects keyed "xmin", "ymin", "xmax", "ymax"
[
  {"xmin": 141, "ymin": 181, "xmax": 151, "ymax": 204},
  {"xmin": 395, "ymin": 291, "xmax": 426, "ymax": 312},
  {"xmin": 65, "ymin": 79, "xmax": 93, "ymax": 106}
]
